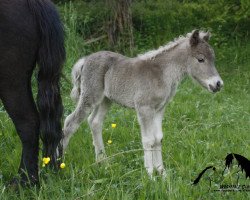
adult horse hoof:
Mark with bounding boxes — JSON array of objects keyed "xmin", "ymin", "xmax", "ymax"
[{"xmin": 7, "ymin": 176, "xmax": 40, "ymax": 189}]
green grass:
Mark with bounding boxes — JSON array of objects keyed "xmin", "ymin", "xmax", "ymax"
[
  {"xmin": 0, "ymin": 3, "xmax": 250, "ymax": 200},
  {"xmin": 1, "ymin": 58, "xmax": 250, "ymax": 200}
]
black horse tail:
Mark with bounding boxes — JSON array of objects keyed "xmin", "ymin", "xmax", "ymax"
[{"xmin": 28, "ymin": 0, "xmax": 65, "ymax": 166}]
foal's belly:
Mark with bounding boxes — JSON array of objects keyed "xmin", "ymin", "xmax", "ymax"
[
  {"xmin": 103, "ymin": 77, "xmax": 174, "ymax": 110},
  {"xmin": 103, "ymin": 66, "xmax": 177, "ymax": 110},
  {"xmin": 104, "ymin": 84, "xmax": 136, "ymax": 108},
  {"xmin": 104, "ymin": 70, "xmax": 136, "ymax": 108}
]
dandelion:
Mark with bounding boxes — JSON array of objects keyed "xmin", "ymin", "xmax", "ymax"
[
  {"xmin": 42, "ymin": 157, "xmax": 50, "ymax": 165},
  {"xmin": 60, "ymin": 163, "xmax": 66, "ymax": 169},
  {"xmin": 107, "ymin": 139, "xmax": 112, "ymax": 144},
  {"xmin": 111, "ymin": 123, "xmax": 117, "ymax": 128}
]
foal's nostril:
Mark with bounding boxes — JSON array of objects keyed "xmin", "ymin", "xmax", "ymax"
[{"xmin": 216, "ymin": 81, "xmax": 221, "ymax": 89}]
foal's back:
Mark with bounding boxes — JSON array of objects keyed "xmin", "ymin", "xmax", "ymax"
[{"xmin": 82, "ymin": 51, "xmax": 165, "ymax": 108}]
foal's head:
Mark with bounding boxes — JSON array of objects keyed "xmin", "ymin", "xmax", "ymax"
[{"xmin": 187, "ymin": 30, "xmax": 223, "ymax": 93}]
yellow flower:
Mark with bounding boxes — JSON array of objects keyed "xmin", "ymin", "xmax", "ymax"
[
  {"xmin": 42, "ymin": 157, "xmax": 50, "ymax": 165},
  {"xmin": 111, "ymin": 123, "xmax": 117, "ymax": 128},
  {"xmin": 60, "ymin": 163, "xmax": 66, "ymax": 169},
  {"xmin": 108, "ymin": 139, "xmax": 112, "ymax": 144}
]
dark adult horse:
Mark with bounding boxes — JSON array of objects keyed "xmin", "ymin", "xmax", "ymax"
[{"xmin": 0, "ymin": 0, "xmax": 65, "ymax": 185}]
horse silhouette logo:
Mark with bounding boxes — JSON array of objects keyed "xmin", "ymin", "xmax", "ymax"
[{"xmin": 193, "ymin": 153, "xmax": 250, "ymax": 187}]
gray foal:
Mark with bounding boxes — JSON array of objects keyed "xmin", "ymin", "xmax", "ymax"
[{"xmin": 63, "ymin": 30, "xmax": 223, "ymax": 176}]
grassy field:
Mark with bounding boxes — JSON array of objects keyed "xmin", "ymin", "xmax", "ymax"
[{"xmin": 0, "ymin": 3, "xmax": 250, "ymax": 200}]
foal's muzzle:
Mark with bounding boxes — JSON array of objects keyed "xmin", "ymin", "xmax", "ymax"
[
  {"xmin": 205, "ymin": 77, "xmax": 224, "ymax": 93},
  {"xmin": 209, "ymin": 80, "xmax": 223, "ymax": 93}
]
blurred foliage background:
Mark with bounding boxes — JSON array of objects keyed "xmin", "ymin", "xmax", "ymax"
[
  {"xmin": 52, "ymin": 0, "xmax": 249, "ymax": 57},
  {"xmin": 51, "ymin": 0, "xmax": 250, "ymax": 92}
]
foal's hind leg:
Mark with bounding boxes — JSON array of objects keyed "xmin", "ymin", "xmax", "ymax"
[
  {"xmin": 63, "ymin": 88, "xmax": 105, "ymax": 151},
  {"xmin": 0, "ymin": 81, "xmax": 39, "ymax": 185},
  {"xmin": 63, "ymin": 95, "xmax": 93, "ymax": 151},
  {"xmin": 88, "ymin": 98, "xmax": 111, "ymax": 162}
]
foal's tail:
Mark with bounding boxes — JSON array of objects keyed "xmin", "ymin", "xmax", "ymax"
[
  {"xmin": 28, "ymin": 0, "xmax": 65, "ymax": 166},
  {"xmin": 70, "ymin": 58, "xmax": 85, "ymax": 103}
]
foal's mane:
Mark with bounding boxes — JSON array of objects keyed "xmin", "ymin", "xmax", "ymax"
[{"xmin": 137, "ymin": 31, "xmax": 194, "ymax": 60}]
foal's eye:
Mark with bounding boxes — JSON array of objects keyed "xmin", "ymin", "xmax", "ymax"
[{"xmin": 198, "ymin": 58, "xmax": 205, "ymax": 63}]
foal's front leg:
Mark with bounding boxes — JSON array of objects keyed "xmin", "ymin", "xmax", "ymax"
[
  {"xmin": 152, "ymin": 109, "xmax": 165, "ymax": 175},
  {"xmin": 136, "ymin": 106, "xmax": 157, "ymax": 176},
  {"xmin": 137, "ymin": 106, "xmax": 165, "ymax": 177}
]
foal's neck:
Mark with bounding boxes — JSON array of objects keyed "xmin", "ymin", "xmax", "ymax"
[{"xmin": 154, "ymin": 41, "xmax": 189, "ymax": 83}]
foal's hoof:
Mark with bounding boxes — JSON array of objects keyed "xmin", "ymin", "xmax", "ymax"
[
  {"xmin": 156, "ymin": 167, "xmax": 167, "ymax": 177},
  {"xmin": 160, "ymin": 169, "xmax": 167, "ymax": 180},
  {"xmin": 96, "ymin": 152, "xmax": 107, "ymax": 163}
]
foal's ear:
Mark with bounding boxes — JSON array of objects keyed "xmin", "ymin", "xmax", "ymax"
[
  {"xmin": 201, "ymin": 32, "xmax": 211, "ymax": 42},
  {"xmin": 190, "ymin": 30, "xmax": 200, "ymax": 46}
]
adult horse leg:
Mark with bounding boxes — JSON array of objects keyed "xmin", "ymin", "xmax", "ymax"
[
  {"xmin": 136, "ymin": 106, "xmax": 157, "ymax": 177},
  {"xmin": 0, "ymin": 79, "xmax": 39, "ymax": 185},
  {"xmin": 88, "ymin": 98, "xmax": 111, "ymax": 162}
]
